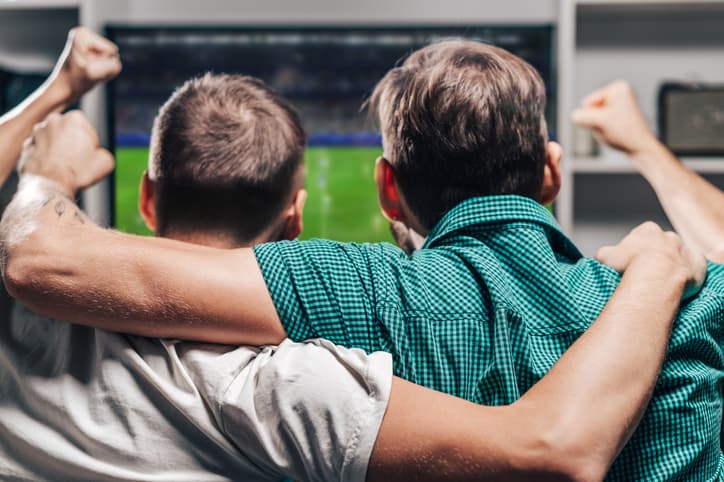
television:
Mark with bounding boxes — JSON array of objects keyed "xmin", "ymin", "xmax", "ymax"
[{"xmin": 106, "ymin": 26, "xmax": 555, "ymax": 242}]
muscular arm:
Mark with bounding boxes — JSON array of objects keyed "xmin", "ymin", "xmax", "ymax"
[
  {"xmin": 0, "ymin": 109, "xmax": 283, "ymax": 345},
  {"xmin": 368, "ymin": 225, "xmax": 690, "ymax": 482},
  {"xmin": 1, "ymin": 183, "xmax": 285, "ymax": 345},
  {"xmin": 573, "ymin": 80, "xmax": 724, "ymax": 262}
]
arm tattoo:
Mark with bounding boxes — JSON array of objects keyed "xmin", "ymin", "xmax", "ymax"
[
  {"xmin": 0, "ymin": 175, "xmax": 72, "ymax": 272},
  {"xmin": 54, "ymin": 199, "xmax": 66, "ymax": 218}
]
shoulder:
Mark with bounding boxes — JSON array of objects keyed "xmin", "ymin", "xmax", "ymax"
[{"xmin": 253, "ymin": 239, "xmax": 407, "ymax": 270}]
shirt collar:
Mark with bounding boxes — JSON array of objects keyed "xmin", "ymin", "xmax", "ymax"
[{"xmin": 423, "ymin": 195, "xmax": 581, "ymax": 257}]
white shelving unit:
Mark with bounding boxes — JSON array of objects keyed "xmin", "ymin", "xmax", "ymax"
[{"xmin": 556, "ymin": 0, "xmax": 724, "ymax": 254}]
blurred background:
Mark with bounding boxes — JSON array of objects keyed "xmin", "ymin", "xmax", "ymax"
[{"xmin": 1, "ymin": 0, "xmax": 723, "ymax": 254}]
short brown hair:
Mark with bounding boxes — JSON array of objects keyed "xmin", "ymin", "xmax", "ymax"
[
  {"xmin": 368, "ymin": 40, "xmax": 548, "ymax": 230},
  {"xmin": 149, "ymin": 73, "xmax": 305, "ymax": 242}
]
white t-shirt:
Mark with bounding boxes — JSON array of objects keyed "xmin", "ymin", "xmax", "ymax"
[{"xmin": 0, "ymin": 303, "xmax": 392, "ymax": 481}]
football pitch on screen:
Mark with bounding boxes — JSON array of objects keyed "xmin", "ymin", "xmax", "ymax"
[{"xmin": 114, "ymin": 146, "xmax": 394, "ymax": 243}]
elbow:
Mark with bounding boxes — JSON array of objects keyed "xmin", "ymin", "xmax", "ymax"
[
  {"xmin": 531, "ymin": 431, "xmax": 608, "ymax": 482},
  {"xmin": 514, "ymin": 404, "xmax": 609, "ymax": 482},
  {"xmin": 3, "ymin": 248, "xmax": 41, "ymax": 302},
  {"xmin": 1, "ymin": 232, "xmax": 56, "ymax": 306}
]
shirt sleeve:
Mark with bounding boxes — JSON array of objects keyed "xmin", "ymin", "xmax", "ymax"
[
  {"xmin": 254, "ymin": 239, "xmax": 385, "ymax": 351},
  {"xmin": 181, "ymin": 339, "xmax": 393, "ymax": 482}
]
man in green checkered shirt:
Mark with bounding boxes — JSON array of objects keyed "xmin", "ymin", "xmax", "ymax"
[
  {"xmin": 5, "ymin": 40, "xmax": 724, "ymax": 480},
  {"xmin": 253, "ymin": 41, "xmax": 724, "ymax": 480}
]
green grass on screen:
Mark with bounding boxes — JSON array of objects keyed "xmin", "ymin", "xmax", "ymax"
[
  {"xmin": 115, "ymin": 147, "xmax": 151, "ymax": 236},
  {"xmin": 114, "ymin": 146, "xmax": 393, "ymax": 243}
]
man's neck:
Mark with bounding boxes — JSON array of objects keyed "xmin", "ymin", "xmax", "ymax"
[
  {"xmin": 160, "ymin": 231, "xmax": 250, "ymax": 250},
  {"xmin": 159, "ymin": 226, "xmax": 289, "ymax": 250}
]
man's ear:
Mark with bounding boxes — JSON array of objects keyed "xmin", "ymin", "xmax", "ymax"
[
  {"xmin": 281, "ymin": 188, "xmax": 307, "ymax": 240},
  {"xmin": 539, "ymin": 141, "xmax": 562, "ymax": 205},
  {"xmin": 138, "ymin": 172, "xmax": 157, "ymax": 232},
  {"xmin": 374, "ymin": 157, "xmax": 403, "ymax": 222}
]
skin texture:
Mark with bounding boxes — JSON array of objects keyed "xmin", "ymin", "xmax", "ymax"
[{"xmin": 573, "ymin": 80, "xmax": 724, "ymax": 263}]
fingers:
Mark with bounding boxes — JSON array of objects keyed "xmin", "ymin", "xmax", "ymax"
[
  {"xmin": 571, "ymin": 107, "xmax": 604, "ymax": 129},
  {"xmin": 56, "ymin": 26, "xmax": 122, "ymax": 103},
  {"xmin": 595, "ymin": 222, "xmax": 666, "ymax": 273},
  {"xmin": 581, "ymin": 86, "xmax": 609, "ymax": 108},
  {"xmin": 86, "ymin": 55, "xmax": 123, "ymax": 82},
  {"xmin": 93, "ymin": 148, "xmax": 116, "ymax": 180},
  {"xmin": 19, "ymin": 110, "xmax": 110, "ymax": 194},
  {"xmin": 681, "ymin": 242, "xmax": 707, "ymax": 298},
  {"xmin": 595, "ymin": 221, "xmax": 707, "ymax": 299},
  {"xmin": 71, "ymin": 26, "xmax": 119, "ymax": 56},
  {"xmin": 581, "ymin": 80, "xmax": 631, "ymax": 108}
]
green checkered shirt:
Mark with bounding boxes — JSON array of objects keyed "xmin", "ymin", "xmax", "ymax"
[{"xmin": 254, "ymin": 195, "xmax": 724, "ymax": 481}]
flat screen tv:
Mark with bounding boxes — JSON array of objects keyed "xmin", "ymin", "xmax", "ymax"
[{"xmin": 106, "ymin": 26, "xmax": 555, "ymax": 242}]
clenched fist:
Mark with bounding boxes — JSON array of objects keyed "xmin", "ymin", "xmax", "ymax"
[
  {"xmin": 19, "ymin": 111, "xmax": 115, "ymax": 196},
  {"xmin": 50, "ymin": 27, "xmax": 122, "ymax": 106},
  {"xmin": 572, "ymin": 81, "xmax": 660, "ymax": 158}
]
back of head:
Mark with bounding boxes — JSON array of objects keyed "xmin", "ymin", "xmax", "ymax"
[
  {"xmin": 149, "ymin": 73, "xmax": 305, "ymax": 244},
  {"xmin": 369, "ymin": 39, "xmax": 548, "ymax": 231}
]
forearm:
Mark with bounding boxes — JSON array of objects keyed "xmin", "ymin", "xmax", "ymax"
[
  {"xmin": 368, "ymin": 378, "xmax": 577, "ymax": 482},
  {"xmin": 1, "ymin": 178, "xmax": 285, "ymax": 344},
  {"xmin": 0, "ymin": 78, "xmax": 69, "ymax": 186},
  {"xmin": 632, "ymin": 141, "xmax": 724, "ymax": 261},
  {"xmin": 369, "ymin": 257, "xmax": 683, "ymax": 482}
]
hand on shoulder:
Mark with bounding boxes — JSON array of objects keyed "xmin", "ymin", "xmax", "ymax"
[{"xmin": 596, "ymin": 221, "xmax": 707, "ymax": 299}]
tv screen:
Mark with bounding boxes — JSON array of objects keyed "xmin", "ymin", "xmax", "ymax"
[{"xmin": 107, "ymin": 26, "xmax": 555, "ymax": 242}]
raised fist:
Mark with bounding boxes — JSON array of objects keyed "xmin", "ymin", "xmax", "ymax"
[
  {"xmin": 19, "ymin": 111, "xmax": 115, "ymax": 196},
  {"xmin": 572, "ymin": 81, "xmax": 659, "ymax": 158},
  {"xmin": 50, "ymin": 27, "xmax": 122, "ymax": 105}
]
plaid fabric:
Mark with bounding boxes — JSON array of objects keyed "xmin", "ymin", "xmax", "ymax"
[{"xmin": 254, "ymin": 194, "xmax": 724, "ymax": 481}]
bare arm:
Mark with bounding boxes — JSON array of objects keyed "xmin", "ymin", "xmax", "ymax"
[
  {"xmin": 573, "ymin": 80, "xmax": 724, "ymax": 262},
  {"xmin": 1, "ymin": 142, "xmax": 285, "ymax": 345},
  {"xmin": 0, "ymin": 27, "xmax": 121, "ymax": 188},
  {"xmin": 368, "ymin": 223, "xmax": 698, "ymax": 482}
]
